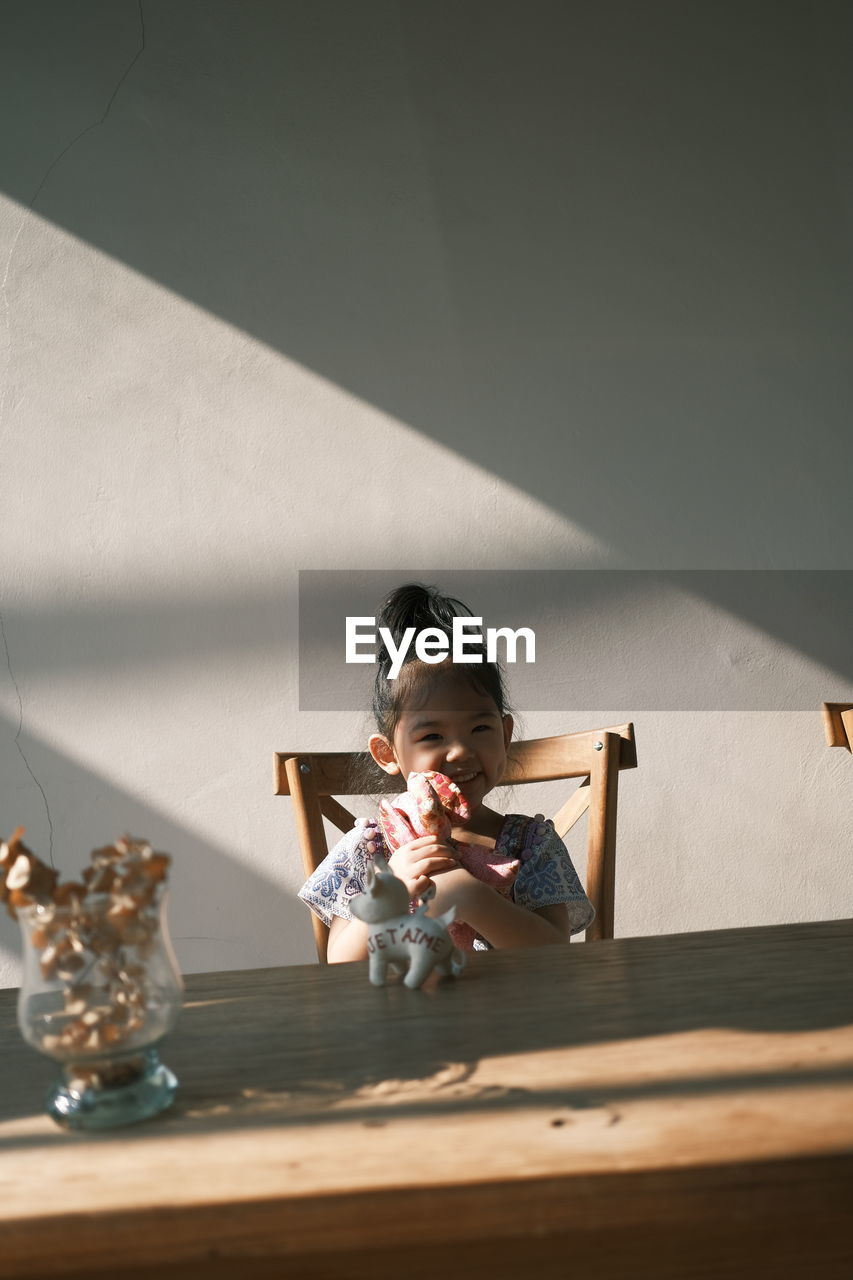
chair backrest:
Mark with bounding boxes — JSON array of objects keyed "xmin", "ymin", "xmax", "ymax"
[
  {"xmin": 823, "ymin": 702, "xmax": 853, "ymax": 753},
  {"xmin": 275, "ymin": 723, "xmax": 637, "ymax": 962}
]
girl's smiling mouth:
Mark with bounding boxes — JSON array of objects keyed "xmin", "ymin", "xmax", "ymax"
[{"xmin": 449, "ymin": 770, "xmax": 480, "ymax": 784}]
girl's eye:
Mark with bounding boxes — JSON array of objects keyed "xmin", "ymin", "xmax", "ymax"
[
  {"xmin": 418, "ymin": 733, "xmax": 441, "ymax": 742},
  {"xmin": 473, "ymin": 724, "xmax": 493, "ymax": 732}
]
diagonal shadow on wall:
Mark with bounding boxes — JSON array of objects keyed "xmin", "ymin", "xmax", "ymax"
[
  {"xmin": 1, "ymin": 571, "xmax": 852, "ymax": 708},
  {"xmin": 0, "ymin": 708, "xmax": 310, "ymax": 985},
  {"xmin": 1, "ymin": 0, "xmax": 851, "ymax": 580}
]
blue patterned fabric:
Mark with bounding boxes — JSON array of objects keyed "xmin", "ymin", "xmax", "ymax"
[
  {"xmin": 508, "ymin": 816, "xmax": 595, "ymax": 935},
  {"xmin": 298, "ymin": 822, "xmax": 375, "ymax": 926},
  {"xmin": 298, "ymin": 813, "xmax": 594, "ymax": 945}
]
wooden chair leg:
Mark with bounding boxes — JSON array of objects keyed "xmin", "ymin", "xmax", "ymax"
[
  {"xmin": 285, "ymin": 756, "xmax": 331, "ymax": 963},
  {"xmin": 585, "ymin": 732, "xmax": 620, "ymax": 942}
]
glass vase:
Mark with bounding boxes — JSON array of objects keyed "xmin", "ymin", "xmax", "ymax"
[{"xmin": 16, "ymin": 887, "xmax": 184, "ymax": 1130}]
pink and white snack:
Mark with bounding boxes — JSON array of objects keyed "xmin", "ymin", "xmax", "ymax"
[{"xmin": 378, "ymin": 771, "xmax": 520, "ymax": 949}]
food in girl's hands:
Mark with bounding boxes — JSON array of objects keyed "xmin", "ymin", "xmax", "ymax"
[
  {"xmin": 379, "ymin": 770, "xmax": 521, "ymax": 949},
  {"xmin": 381, "ymin": 769, "xmax": 470, "ymax": 836}
]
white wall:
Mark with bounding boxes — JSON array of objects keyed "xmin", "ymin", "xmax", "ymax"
[{"xmin": 1, "ymin": 1, "xmax": 851, "ymax": 986}]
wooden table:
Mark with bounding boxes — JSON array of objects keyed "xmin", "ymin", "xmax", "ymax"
[{"xmin": 1, "ymin": 919, "xmax": 852, "ymax": 1279}]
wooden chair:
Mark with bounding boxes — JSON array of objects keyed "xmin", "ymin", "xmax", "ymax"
[
  {"xmin": 275, "ymin": 724, "xmax": 637, "ymax": 962},
  {"xmin": 823, "ymin": 702, "xmax": 853, "ymax": 753}
]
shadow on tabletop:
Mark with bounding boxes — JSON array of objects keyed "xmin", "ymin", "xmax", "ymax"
[{"xmin": 1, "ymin": 919, "xmax": 851, "ymax": 1149}]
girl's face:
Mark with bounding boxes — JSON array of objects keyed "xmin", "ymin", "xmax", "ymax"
[{"xmin": 369, "ymin": 673, "xmax": 513, "ymax": 817}]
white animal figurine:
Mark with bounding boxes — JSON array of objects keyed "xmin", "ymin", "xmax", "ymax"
[{"xmin": 349, "ymin": 852, "xmax": 465, "ymax": 988}]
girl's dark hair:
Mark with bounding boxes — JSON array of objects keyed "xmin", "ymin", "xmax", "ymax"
[
  {"xmin": 372, "ymin": 582, "xmax": 511, "ymax": 740},
  {"xmin": 345, "ymin": 582, "xmax": 516, "ymax": 803}
]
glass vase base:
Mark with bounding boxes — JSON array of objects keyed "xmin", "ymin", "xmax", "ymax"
[{"xmin": 47, "ymin": 1049, "xmax": 178, "ymax": 1130}]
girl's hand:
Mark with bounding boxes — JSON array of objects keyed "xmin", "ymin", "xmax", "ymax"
[
  {"xmin": 426, "ymin": 865, "xmax": 492, "ymax": 916},
  {"xmin": 386, "ymin": 836, "xmax": 458, "ymax": 899}
]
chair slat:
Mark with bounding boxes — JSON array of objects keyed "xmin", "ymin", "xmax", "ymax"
[
  {"xmin": 843, "ymin": 710, "xmax": 853, "ymax": 752},
  {"xmin": 319, "ymin": 795, "xmax": 356, "ymax": 835},
  {"xmin": 274, "ymin": 723, "xmax": 636, "ymax": 796},
  {"xmin": 823, "ymin": 702, "xmax": 853, "ymax": 751},
  {"xmin": 275, "ymin": 752, "xmax": 398, "ymax": 797},
  {"xmin": 551, "ymin": 777, "xmax": 591, "ymax": 839},
  {"xmin": 502, "ymin": 724, "xmax": 636, "ymax": 783}
]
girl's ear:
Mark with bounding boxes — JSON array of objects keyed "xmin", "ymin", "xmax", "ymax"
[
  {"xmin": 369, "ymin": 734, "xmax": 401, "ymax": 775},
  {"xmin": 502, "ymin": 715, "xmax": 514, "ymax": 750}
]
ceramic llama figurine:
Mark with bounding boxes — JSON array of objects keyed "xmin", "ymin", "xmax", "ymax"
[{"xmin": 349, "ymin": 852, "xmax": 465, "ymax": 988}]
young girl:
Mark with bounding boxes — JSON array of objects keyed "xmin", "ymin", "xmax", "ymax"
[{"xmin": 298, "ymin": 583, "xmax": 594, "ymax": 962}]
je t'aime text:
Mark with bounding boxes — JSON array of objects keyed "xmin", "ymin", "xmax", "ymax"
[
  {"xmin": 367, "ymin": 924, "xmax": 444, "ymax": 954},
  {"xmin": 346, "ymin": 616, "xmax": 536, "ymax": 678}
]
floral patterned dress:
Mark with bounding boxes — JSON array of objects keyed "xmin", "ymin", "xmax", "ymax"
[{"xmin": 298, "ymin": 813, "xmax": 594, "ymax": 950}]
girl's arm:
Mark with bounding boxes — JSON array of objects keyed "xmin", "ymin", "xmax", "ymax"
[
  {"xmin": 327, "ymin": 914, "xmax": 371, "ymax": 963},
  {"xmin": 429, "ymin": 869, "xmax": 569, "ymax": 948},
  {"xmin": 328, "ymin": 882, "xmax": 566, "ymax": 961}
]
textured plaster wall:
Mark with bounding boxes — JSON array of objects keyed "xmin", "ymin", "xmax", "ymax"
[{"xmin": 1, "ymin": 1, "xmax": 851, "ymax": 986}]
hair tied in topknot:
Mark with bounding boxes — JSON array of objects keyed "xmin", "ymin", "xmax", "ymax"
[
  {"xmin": 375, "ymin": 582, "xmax": 473, "ymax": 675},
  {"xmin": 369, "ymin": 582, "xmax": 513, "ymax": 748}
]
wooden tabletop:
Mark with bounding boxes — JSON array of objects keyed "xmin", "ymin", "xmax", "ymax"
[{"xmin": 1, "ymin": 919, "xmax": 852, "ymax": 1279}]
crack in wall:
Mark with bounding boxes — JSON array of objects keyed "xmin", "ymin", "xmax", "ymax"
[
  {"xmin": 0, "ymin": 610, "xmax": 55, "ymax": 866},
  {"xmin": 0, "ymin": 1, "xmax": 147, "ymax": 866},
  {"xmin": 26, "ymin": 0, "xmax": 147, "ymax": 215}
]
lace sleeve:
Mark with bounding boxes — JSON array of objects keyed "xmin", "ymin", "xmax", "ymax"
[
  {"xmin": 512, "ymin": 819, "xmax": 595, "ymax": 937},
  {"xmin": 297, "ymin": 820, "xmax": 383, "ymax": 927}
]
